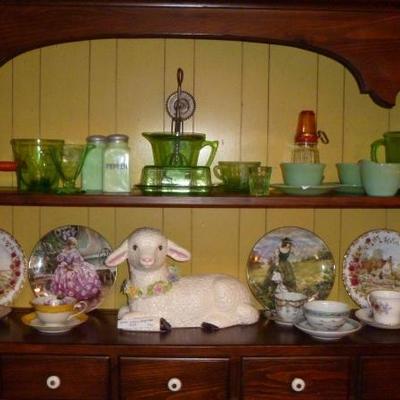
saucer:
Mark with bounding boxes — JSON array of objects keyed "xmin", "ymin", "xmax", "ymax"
[
  {"xmin": 294, "ymin": 318, "xmax": 362, "ymax": 341},
  {"xmin": 21, "ymin": 312, "xmax": 88, "ymax": 334},
  {"xmin": 335, "ymin": 184, "xmax": 365, "ymax": 195},
  {"xmin": 355, "ymin": 308, "xmax": 400, "ymax": 330},
  {"xmin": 271, "ymin": 183, "xmax": 340, "ymax": 196}
]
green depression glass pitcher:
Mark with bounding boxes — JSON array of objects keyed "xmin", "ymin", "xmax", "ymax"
[
  {"xmin": 143, "ymin": 132, "xmax": 218, "ymax": 167},
  {"xmin": 371, "ymin": 131, "xmax": 400, "ymax": 163}
]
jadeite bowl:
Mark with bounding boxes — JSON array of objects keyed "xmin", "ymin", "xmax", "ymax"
[{"xmin": 303, "ymin": 300, "xmax": 350, "ymax": 331}]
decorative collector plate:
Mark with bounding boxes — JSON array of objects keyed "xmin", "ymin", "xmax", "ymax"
[
  {"xmin": 0, "ymin": 228, "xmax": 26, "ymax": 305},
  {"xmin": 28, "ymin": 225, "xmax": 116, "ymax": 312},
  {"xmin": 247, "ymin": 226, "xmax": 335, "ymax": 310},
  {"xmin": 343, "ymin": 229, "xmax": 400, "ymax": 308}
]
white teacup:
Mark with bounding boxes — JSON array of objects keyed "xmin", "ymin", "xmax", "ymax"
[
  {"xmin": 367, "ymin": 289, "xmax": 400, "ymax": 326},
  {"xmin": 32, "ymin": 296, "xmax": 87, "ymax": 326},
  {"xmin": 274, "ymin": 292, "xmax": 308, "ymax": 324}
]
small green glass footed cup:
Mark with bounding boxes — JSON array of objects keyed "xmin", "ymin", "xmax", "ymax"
[{"xmin": 52, "ymin": 144, "xmax": 90, "ymax": 194}]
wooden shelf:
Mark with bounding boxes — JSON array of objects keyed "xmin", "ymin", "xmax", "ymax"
[{"xmin": 1, "ymin": 188, "xmax": 400, "ymax": 208}]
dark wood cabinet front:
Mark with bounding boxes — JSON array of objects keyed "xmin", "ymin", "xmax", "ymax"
[
  {"xmin": 242, "ymin": 357, "xmax": 352, "ymax": 400},
  {"xmin": 359, "ymin": 356, "xmax": 400, "ymax": 400},
  {"xmin": 1, "ymin": 355, "xmax": 110, "ymax": 400},
  {"xmin": 119, "ymin": 357, "xmax": 229, "ymax": 399}
]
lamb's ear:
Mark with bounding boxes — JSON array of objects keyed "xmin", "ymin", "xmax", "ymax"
[
  {"xmin": 167, "ymin": 240, "xmax": 191, "ymax": 262},
  {"xmin": 105, "ymin": 240, "xmax": 129, "ymax": 266}
]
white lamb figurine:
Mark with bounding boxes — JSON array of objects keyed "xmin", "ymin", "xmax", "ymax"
[{"xmin": 105, "ymin": 227, "xmax": 259, "ymax": 331}]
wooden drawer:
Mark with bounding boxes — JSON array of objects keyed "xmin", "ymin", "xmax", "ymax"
[
  {"xmin": 1, "ymin": 355, "xmax": 110, "ymax": 400},
  {"xmin": 360, "ymin": 356, "xmax": 400, "ymax": 400},
  {"xmin": 119, "ymin": 357, "xmax": 229, "ymax": 399},
  {"xmin": 242, "ymin": 357, "xmax": 351, "ymax": 400}
]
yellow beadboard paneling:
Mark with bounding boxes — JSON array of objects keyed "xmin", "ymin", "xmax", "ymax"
[
  {"xmin": 192, "ymin": 209, "xmax": 239, "ymax": 276},
  {"xmin": 117, "ymin": 39, "xmax": 165, "ymax": 185},
  {"xmin": 317, "ymin": 55, "xmax": 345, "ymax": 182},
  {"xmin": 88, "ymin": 207, "xmax": 116, "ymax": 309},
  {"xmin": 0, "ymin": 61, "xmax": 12, "ymax": 187},
  {"xmin": 12, "ymin": 207, "xmax": 39, "ymax": 306},
  {"xmin": 268, "ymin": 46, "xmax": 318, "ymax": 183},
  {"xmin": 41, "ymin": 42, "xmax": 90, "ymax": 141},
  {"xmin": 314, "ymin": 209, "xmax": 341, "ymax": 301},
  {"xmin": 339, "ymin": 209, "xmax": 387, "ymax": 306},
  {"xmin": 163, "ymin": 208, "xmax": 192, "ymax": 276},
  {"xmin": 241, "ymin": 42, "xmax": 269, "ymax": 164},
  {"xmin": 89, "ymin": 39, "xmax": 117, "ymax": 133},
  {"xmin": 343, "ymin": 70, "xmax": 389, "ymax": 163},
  {"xmin": 1, "ymin": 39, "xmax": 400, "ymax": 309},
  {"xmin": 13, "ymin": 50, "xmax": 40, "ymax": 139},
  {"xmin": 389, "ymin": 93, "xmax": 400, "ymax": 130},
  {"xmin": 194, "ymin": 40, "xmax": 242, "ymax": 168}
]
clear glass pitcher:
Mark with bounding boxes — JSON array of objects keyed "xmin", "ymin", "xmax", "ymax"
[{"xmin": 143, "ymin": 132, "xmax": 218, "ymax": 167}]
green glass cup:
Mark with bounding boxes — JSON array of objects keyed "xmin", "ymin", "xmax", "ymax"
[
  {"xmin": 213, "ymin": 161, "xmax": 261, "ymax": 192},
  {"xmin": 52, "ymin": 144, "xmax": 89, "ymax": 194},
  {"xmin": 11, "ymin": 138, "xmax": 64, "ymax": 192}
]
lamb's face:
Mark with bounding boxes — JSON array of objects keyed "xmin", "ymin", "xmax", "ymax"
[{"xmin": 127, "ymin": 229, "xmax": 168, "ymax": 271}]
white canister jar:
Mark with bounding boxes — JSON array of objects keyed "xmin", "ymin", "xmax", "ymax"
[
  {"xmin": 103, "ymin": 134, "xmax": 131, "ymax": 192},
  {"xmin": 82, "ymin": 134, "xmax": 107, "ymax": 192}
]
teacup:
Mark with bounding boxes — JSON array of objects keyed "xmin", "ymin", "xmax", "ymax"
[
  {"xmin": 280, "ymin": 162, "xmax": 325, "ymax": 186},
  {"xmin": 213, "ymin": 161, "xmax": 261, "ymax": 192},
  {"xmin": 367, "ymin": 289, "xmax": 400, "ymax": 326},
  {"xmin": 303, "ymin": 300, "xmax": 350, "ymax": 331},
  {"xmin": 360, "ymin": 159, "xmax": 400, "ymax": 196},
  {"xmin": 336, "ymin": 162, "xmax": 362, "ymax": 186},
  {"xmin": 31, "ymin": 296, "xmax": 87, "ymax": 326},
  {"xmin": 274, "ymin": 292, "xmax": 307, "ymax": 324}
]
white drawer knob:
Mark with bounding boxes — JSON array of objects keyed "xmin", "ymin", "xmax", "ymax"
[
  {"xmin": 46, "ymin": 375, "xmax": 61, "ymax": 390},
  {"xmin": 291, "ymin": 377, "xmax": 306, "ymax": 392},
  {"xmin": 167, "ymin": 377, "xmax": 182, "ymax": 392}
]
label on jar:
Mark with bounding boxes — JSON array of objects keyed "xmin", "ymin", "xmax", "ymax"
[{"xmin": 103, "ymin": 148, "xmax": 130, "ymax": 192}]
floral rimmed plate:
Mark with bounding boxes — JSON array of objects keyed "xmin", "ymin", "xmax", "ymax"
[
  {"xmin": 343, "ymin": 229, "xmax": 400, "ymax": 308},
  {"xmin": 247, "ymin": 226, "xmax": 335, "ymax": 310},
  {"xmin": 28, "ymin": 225, "xmax": 116, "ymax": 312},
  {"xmin": 0, "ymin": 228, "xmax": 27, "ymax": 305}
]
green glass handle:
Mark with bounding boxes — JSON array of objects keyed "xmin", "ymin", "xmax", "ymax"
[
  {"xmin": 370, "ymin": 138, "xmax": 385, "ymax": 162},
  {"xmin": 200, "ymin": 140, "xmax": 219, "ymax": 167},
  {"xmin": 213, "ymin": 165, "xmax": 223, "ymax": 180}
]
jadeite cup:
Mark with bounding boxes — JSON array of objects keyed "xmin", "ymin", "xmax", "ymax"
[
  {"xmin": 360, "ymin": 159, "xmax": 400, "ymax": 196},
  {"xmin": 367, "ymin": 290, "xmax": 400, "ymax": 326},
  {"xmin": 371, "ymin": 131, "xmax": 400, "ymax": 163},
  {"xmin": 213, "ymin": 161, "xmax": 261, "ymax": 192},
  {"xmin": 280, "ymin": 162, "xmax": 325, "ymax": 186},
  {"xmin": 336, "ymin": 162, "xmax": 362, "ymax": 186}
]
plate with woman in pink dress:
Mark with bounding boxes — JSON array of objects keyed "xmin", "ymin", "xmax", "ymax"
[{"xmin": 29, "ymin": 225, "xmax": 116, "ymax": 311}]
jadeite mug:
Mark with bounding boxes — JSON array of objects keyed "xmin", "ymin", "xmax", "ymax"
[
  {"xmin": 367, "ymin": 290, "xmax": 400, "ymax": 326},
  {"xmin": 213, "ymin": 161, "xmax": 261, "ymax": 192},
  {"xmin": 371, "ymin": 131, "xmax": 400, "ymax": 163},
  {"xmin": 360, "ymin": 159, "xmax": 400, "ymax": 196}
]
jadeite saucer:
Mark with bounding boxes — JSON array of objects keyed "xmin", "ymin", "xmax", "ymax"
[
  {"xmin": 355, "ymin": 308, "xmax": 400, "ymax": 330},
  {"xmin": 271, "ymin": 183, "xmax": 340, "ymax": 196},
  {"xmin": 21, "ymin": 312, "xmax": 88, "ymax": 334},
  {"xmin": 294, "ymin": 318, "xmax": 362, "ymax": 341},
  {"xmin": 335, "ymin": 184, "xmax": 365, "ymax": 195}
]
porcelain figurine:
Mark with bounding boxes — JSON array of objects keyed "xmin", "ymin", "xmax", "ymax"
[{"xmin": 105, "ymin": 227, "xmax": 259, "ymax": 332}]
